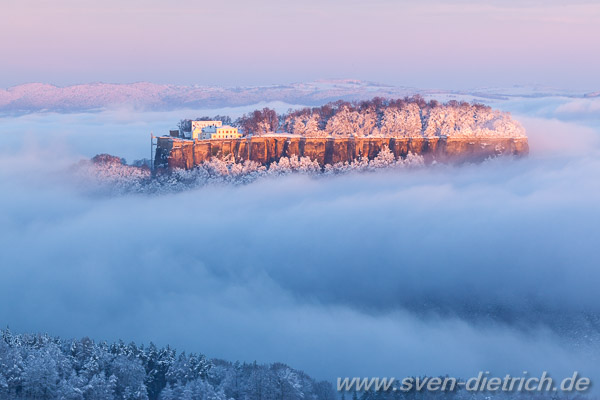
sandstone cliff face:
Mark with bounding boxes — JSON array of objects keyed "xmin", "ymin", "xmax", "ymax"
[{"xmin": 155, "ymin": 136, "xmax": 529, "ymax": 170}]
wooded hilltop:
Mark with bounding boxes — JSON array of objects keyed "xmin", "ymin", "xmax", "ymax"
[{"xmin": 179, "ymin": 96, "xmax": 525, "ymax": 139}]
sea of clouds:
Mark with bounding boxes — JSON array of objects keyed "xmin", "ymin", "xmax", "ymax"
[{"xmin": 0, "ymin": 96, "xmax": 599, "ymax": 387}]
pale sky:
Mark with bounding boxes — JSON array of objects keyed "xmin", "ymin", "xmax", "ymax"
[{"xmin": 2, "ymin": 0, "xmax": 599, "ymax": 89}]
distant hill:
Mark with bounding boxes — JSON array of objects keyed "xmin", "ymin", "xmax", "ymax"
[
  {"xmin": 0, "ymin": 80, "xmax": 591, "ymax": 114},
  {"xmin": 0, "ymin": 80, "xmax": 414, "ymax": 113}
]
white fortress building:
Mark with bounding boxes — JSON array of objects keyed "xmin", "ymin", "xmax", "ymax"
[
  {"xmin": 200, "ymin": 125, "xmax": 241, "ymax": 140},
  {"xmin": 189, "ymin": 120, "xmax": 241, "ymax": 140},
  {"xmin": 191, "ymin": 120, "xmax": 222, "ymax": 139}
]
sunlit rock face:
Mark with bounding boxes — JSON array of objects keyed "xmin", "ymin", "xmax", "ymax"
[{"xmin": 155, "ymin": 136, "xmax": 529, "ymax": 170}]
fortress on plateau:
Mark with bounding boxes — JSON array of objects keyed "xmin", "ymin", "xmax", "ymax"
[{"xmin": 153, "ymin": 98, "xmax": 529, "ymax": 170}]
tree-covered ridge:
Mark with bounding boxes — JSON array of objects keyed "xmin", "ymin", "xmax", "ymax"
[
  {"xmin": 0, "ymin": 329, "xmax": 335, "ymax": 400},
  {"xmin": 234, "ymin": 97, "xmax": 525, "ymax": 138}
]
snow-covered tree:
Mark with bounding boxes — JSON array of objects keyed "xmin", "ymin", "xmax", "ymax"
[
  {"xmin": 368, "ymin": 145, "xmax": 396, "ymax": 169},
  {"xmin": 379, "ymin": 103, "xmax": 422, "ymax": 137}
]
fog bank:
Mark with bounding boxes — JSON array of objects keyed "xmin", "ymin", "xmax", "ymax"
[{"xmin": 1, "ymin": 97, "xmax": 599, "ymax": 385}]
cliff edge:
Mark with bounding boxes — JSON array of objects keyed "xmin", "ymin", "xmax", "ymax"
[{"xmin": 155, "ymin": 135, "xmax": 528, "ymax": 170}]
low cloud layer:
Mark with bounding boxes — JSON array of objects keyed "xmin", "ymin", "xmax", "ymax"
[
  {"xmin": 0, "ymin": 102, "xmax": 301, "ymax": 162},
  {"xmin": 1, "ymin": 97, "xmax": 599, "ymax": 386}
]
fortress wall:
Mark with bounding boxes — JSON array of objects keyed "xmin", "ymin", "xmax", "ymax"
[{"xmin": 155, "ymin": 136, "xmax": 529, "ymax": 170}]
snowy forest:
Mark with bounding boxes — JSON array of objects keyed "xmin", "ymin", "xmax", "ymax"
[
  {"xmin": 181, "ymin": 97, "xmax": 525, "ymax": 139},
  {"xmin": 0, "ymin": 329, "xmax": 335, "ymax": 400},
  {"xmin": 0, "ymin": 330, "xmax": 588, "ymax": 400},
  {"xmin": 76, "ymin": 149, "xmax": 425, "ymax": 195}
]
